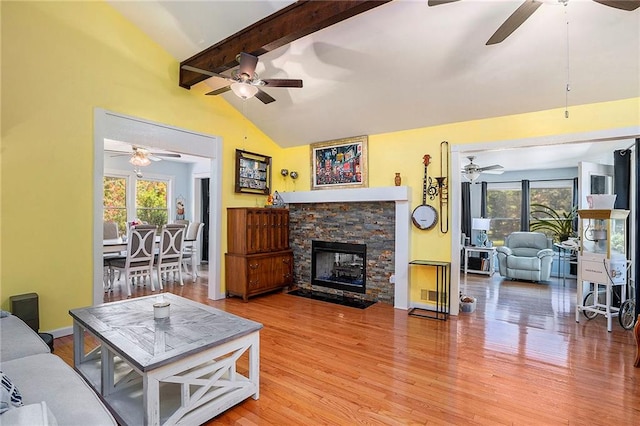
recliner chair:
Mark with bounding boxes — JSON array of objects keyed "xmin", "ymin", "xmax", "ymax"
[{"xmin": 496, "ymin": 232, "xmax": 554, "ymax": 282}]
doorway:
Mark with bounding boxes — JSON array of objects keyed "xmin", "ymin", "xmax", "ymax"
[
  {"xmin": 93, "ymin": 109, "xmax": 223, "ymax": 305},
  {"xmin": 449, "ymin": 127, "xmax": 639, "ymax": 315}
]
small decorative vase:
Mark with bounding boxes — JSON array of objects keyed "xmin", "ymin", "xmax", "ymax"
[
  {"xmin": 634, "ymin": 314, "xmax": 640, "ymax": 368},
  {"xmin": 394, "ymin": 173, "xmax": 401, "ymax": 186}
]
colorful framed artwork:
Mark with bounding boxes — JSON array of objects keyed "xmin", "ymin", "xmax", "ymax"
[
  {"xmin": 310, "ymin": 135, "xmax": 368, "ymax": 190},
  {"xmin": 235, "ymin": 149, "xmax": 272, "ymax": 195}
]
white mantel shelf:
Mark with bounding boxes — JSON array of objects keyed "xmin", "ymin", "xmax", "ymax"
[
  {"xmin": 279, "ymin": 186, "xmax": 410, "ymax": 204},
  {"xmin": 280, "ymin": 186, "xmax": 412, "ymax": 310}
]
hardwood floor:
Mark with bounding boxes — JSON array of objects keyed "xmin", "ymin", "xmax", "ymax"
[{"xmin": 54, "ymin": 268, "xmax": 640, "ymax": 425}]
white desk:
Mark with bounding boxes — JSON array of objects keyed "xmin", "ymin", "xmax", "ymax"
[
  {"xmin": 70, "ymin": 294, "xmax": 263, "ymax": 426},
  {"xmin": 463, "ymin": 246, "xmax": 496, "ymax": 276}
]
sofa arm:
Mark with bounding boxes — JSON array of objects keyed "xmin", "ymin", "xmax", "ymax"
[
  {"xmin": 496, "ymin": 246, "xmax": 512, "ymax": 256},
  {"xmin": 537, "ymin": 248, "xmax": 554, "ymax": 259}
]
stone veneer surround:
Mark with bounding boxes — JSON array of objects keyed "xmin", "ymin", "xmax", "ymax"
[
  {"xmin": 289, "ymin": 202, "xmax": 395, "ymax": 304},
  {"xmin": 280, "ymin": 187, "xmax": 411, "ymax": 309}
]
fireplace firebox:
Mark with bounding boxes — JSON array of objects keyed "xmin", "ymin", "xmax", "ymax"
[{"xmin": 311, "ymin": 240, "xmax": 366, "ymax": 294}]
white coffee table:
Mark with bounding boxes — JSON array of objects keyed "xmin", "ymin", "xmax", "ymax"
[{"xmin": 69, "ymin": 293, "xmax": 262, "ymax": 426}]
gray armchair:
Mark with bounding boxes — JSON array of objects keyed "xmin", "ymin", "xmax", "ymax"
[{"xmin": 496, "ymin": 232, "xmax": 554, "ymax": 282}]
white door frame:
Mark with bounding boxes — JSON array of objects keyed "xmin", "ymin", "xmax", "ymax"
[
  {"xmin": 450, "ymin": 126, "xmax": 640, "ymax": 315},
  {"xmin": 93, "ymin": 108, "xmax": 224, "ymax": 305}
]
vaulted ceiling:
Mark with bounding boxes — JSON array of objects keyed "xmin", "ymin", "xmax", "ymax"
[{"xmin": 107, "ymin": 0, "xmax": 639, "ymax": 168}]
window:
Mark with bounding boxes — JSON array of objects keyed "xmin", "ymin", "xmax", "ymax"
[
  {"xmin": 486, "ymin": 183, "xmax": 521, "ymax": 246},
  {"xmin": 103, "ymin": 176, "xmax": 127, "ymax": 235},
  {"xmin": 103, "ymin": 172, "xmax": 171, "ymax": 235},
  {"xmin": 136, "ymin": 179, "xmax": 168, "ymax": 227},
  {"xmin": 485, "ymin": 179, "xmax": 574, "ymax": 245}
]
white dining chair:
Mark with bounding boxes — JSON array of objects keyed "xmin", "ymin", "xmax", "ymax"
[
  {"xmin": 181, "ymin": 222, "xmax": 204, "ymax": 278},
  {"xmin": 103, "ymin": 221, "xmax": 123, "ymax": 292},
  {"xmin": 155, "ymin": 224, "xmax": 187, "ymax": 289},
  {"xmin": 109, "ymin": 224, "xmax": 157, "ymax": 297}
]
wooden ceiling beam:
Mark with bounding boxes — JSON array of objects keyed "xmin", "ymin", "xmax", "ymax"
[{"xmin": 179, "ymin": 0, "xmax": 392, "ymax": 89}]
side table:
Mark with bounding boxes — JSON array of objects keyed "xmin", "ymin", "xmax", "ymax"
[
  {"xmin": 463, "ymin": 246, "xmax": 496, "ymax": 276},
  {"xmin": 408, "ymin": 260, "xmax": 450, "ymax": 321}
]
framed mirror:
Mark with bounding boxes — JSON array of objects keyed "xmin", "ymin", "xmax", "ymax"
[{"xmin": 235, "ymin": 149, "xmax": 272, "ymax": 195}]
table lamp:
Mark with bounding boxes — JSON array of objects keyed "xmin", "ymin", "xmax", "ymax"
[{"xmin": 472, "ymin": 218, "xmax": 491, "ymax": 247}]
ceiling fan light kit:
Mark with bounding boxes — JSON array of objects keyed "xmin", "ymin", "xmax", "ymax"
[
  {"xmin": 129, "ymin": 153, "xmax": 151, "ymax": 167},
  {"xmin": 231, "ymin": 82, "xmax": 259, "ymax": 100}
]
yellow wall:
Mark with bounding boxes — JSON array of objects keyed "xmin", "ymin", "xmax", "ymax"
[
  {"xmin": 0, "ymin": 1, "xmax": 282, "ymax": 330},
  {"xmin": 1, "ymin": 1, "xmax": 638, "ymax": 330}
]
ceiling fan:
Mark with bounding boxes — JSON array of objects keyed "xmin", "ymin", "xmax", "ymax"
[
  {"xmin": 462, "ymin": 156, "xmax": 504, "ymax": 182},
  {"xmin": 428, "ymin": 0, "xmax": 640, "ymax": 45},
  {"xmin": 109, "ymin": 146, "xmax": 181, "ymax": 167},
  {"xmin": 181, "ymin": 52, "xmax": 303, "ymax": 104}
]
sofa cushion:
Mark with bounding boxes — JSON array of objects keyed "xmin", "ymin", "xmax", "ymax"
[
  {"xmin": 1, "ymin": 354, "xmax": 116, "ymax": 426},
  {"xmin": 0, "ymin": 370, "xmax": 23, "ymax": 413},
  {"xmin": 0, "ymin": 316, "xmax": 50, "ymax": 362},
  {"xmin": 507, "ymin": 255, "xmax": 541, "ymax": 271},
  {"xmin": 0, "ymin": 401, "xmax": 58, "ymax": 426}
]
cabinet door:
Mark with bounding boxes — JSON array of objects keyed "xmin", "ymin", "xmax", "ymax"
[
  {"xmin": 272, "ymin": 252, "xmax": 293, "ymax": 286},
  {"xmin": 247, "ymin": 210, "xmax": 266, "ymax": 253},
  {"xmin": 247, "ymin": 258, "xmax": 263, "ymax": 291},
  {"xmin": 273, "ymin": 210, "xmax": 289, "ymax": 251}
]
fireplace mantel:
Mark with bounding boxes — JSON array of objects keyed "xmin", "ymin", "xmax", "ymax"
[{"xmin": 280, "ymin": 187, "xmax": 412, "ymax": 310}]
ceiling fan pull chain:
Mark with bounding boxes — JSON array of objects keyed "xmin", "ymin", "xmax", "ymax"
[{"xmin": 564, "ymin": 2, "xmax": 570, "ymax": 119}]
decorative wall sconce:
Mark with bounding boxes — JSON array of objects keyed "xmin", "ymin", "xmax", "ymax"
[
  {"xmin": 280, "ymin": 169, "xmax": 289, "ymax": 177},
  {"xmin": 290, "ymin": 171, "xmax": 298, "ymax": 180}
]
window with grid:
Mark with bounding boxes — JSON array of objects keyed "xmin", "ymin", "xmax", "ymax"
[
  {"xmin": 530, "ymin": 180, "xmax": 574, "ymax": 240},
  {"xmin": 486, "ymin": 183, "xmax": 521, "ymax": 246},
  {"xmin": 136, "ymin": 179, "xmax": 168, "ymax": 227},
  {"xmin": 103, "ymin": 176, "xmax": 127, "ymax": 235}
]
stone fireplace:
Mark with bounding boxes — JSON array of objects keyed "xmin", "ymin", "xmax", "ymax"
[{"xmin": 280, "ymin": 187, "xmax": 411, "ymax": 309}]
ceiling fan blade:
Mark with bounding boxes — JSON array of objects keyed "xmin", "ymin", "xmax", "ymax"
[
  {"xmin": 205, "ymin": 86, "xmax": 232, "ymax": 96},
  {"xmin": 592, "ymin": 0, "xmax": 640, "ymax": 11},
  {"xmin": 152, "ymin": 153, "xmax": 181, "ymax": 158},
  {"xmin": 478, "ymin": 164, "xmax": 504, "ymax": 172},
  {"xmin": 427, "ymin": 0, "xmax": 461, "ymax": 6},
  {"xmin": 483, "ymin": 169, "xmax": 505, "ymax": 175},
  {"xmin": 255, "ymin": 89, "xmax": 276, "ymax": 104},
  {"xmin": 181, "ymin": 65, "xmax": 231, "ymax": 81},
  {"xmin": 261, "ymin": 79, "xmax": 304, "ymax": 88},
  {"xmin": 238, "ymin": 52, "xmax": 258, "ymax": 80},
  {"xmin": 486, "ymin": 0, "xmax": 543, "ymax": 45}
]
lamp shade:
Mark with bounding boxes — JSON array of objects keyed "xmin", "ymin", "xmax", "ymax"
[
  {"xmin": 230, "ymin": 82, "xmax": 259, "ymax": 99},
  {"xmin": 472, "ymin": 218, "xmax": 491, "ymax": 231}
]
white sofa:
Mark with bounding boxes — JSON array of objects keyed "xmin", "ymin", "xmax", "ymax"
[{"xmin": 0, "ymin": 313, "xmax": 116, "ymax": 426}]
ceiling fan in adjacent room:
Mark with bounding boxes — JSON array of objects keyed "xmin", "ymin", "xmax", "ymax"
[
  {"xmin": 428, "ymin": 0, "xmax": 640, "ymax": 45},
  {"xmin": 108, "ymin": 146, "xmax": 181, "ymax": 167},
  {"xmin": 181, "ymin": 52, "xmax": 303, "ymax": 104},
  {"xmin": 462, "ymin": 156, "xmax": 504, "ymax": 182}
]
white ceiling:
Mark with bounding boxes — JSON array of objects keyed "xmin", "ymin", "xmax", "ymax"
[{"xmin": 107, "ymin": 0, "xmax": 639, "ymax": 170}]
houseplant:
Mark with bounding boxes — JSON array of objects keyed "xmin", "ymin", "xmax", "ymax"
[{"xmin": 529, "ymin": 203, "xmax": 578, "ymax": 243}]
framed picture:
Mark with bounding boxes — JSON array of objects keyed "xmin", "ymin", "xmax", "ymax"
[
  {"xmin": 175, "ymin": 196, "xmax": 186, "ymax": 220},
  {"xmin": 235, "ymin": 149, "xmax": 272, "ymax": 195},
  {"xmin": 310, "ymin": 135, "xmax": 368, "ymax": 190}
]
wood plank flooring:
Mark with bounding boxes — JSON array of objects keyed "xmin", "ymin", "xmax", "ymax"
[{"xmin": 54, "ymin": 269, "xmax": 640, "ymax": 425}]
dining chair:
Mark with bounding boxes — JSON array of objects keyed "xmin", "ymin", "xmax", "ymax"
[
  {"xmin": 155, "ymin": 224, "xmax": 187, "ymax": 289},
  {"xmin": 103, "ymin": 221, "xmax": 122, "ymax": 292},
  {"xmin": 109, "ymin": 224, "xmax": 158, "ymax": 297},
  {"xmin": 181, "ymin": 222, "xmax": 204, "ymax": 278}
]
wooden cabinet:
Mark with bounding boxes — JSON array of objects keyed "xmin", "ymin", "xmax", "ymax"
[{"xmin": 226, "ymin": 208, "xmax": 292, "ymax": 301}]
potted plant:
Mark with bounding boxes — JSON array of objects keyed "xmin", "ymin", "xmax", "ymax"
[{"xmin": 529, "ymin": 203, "xmax": 578, "ymax": 243}]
